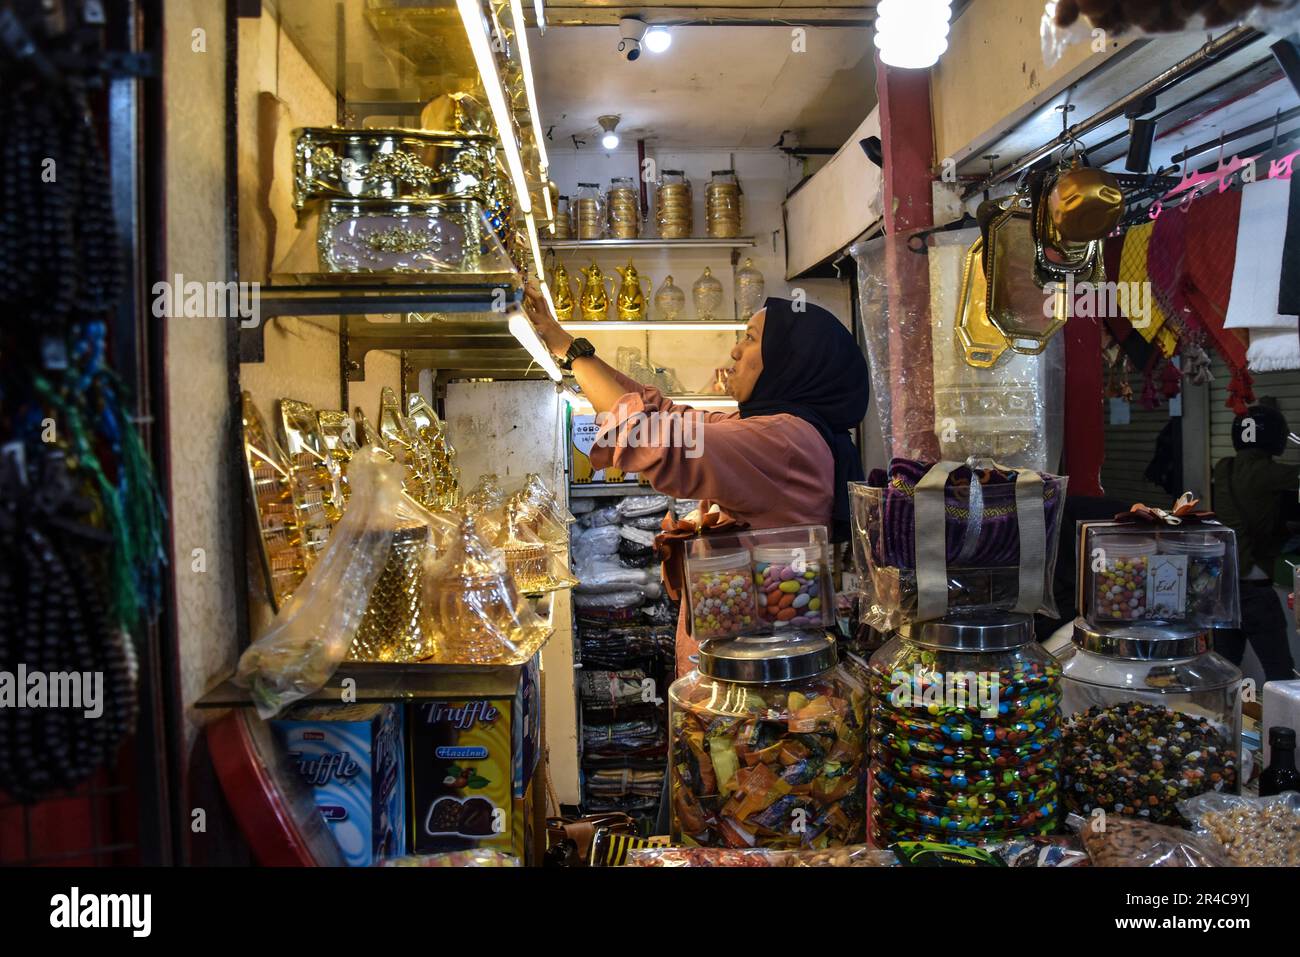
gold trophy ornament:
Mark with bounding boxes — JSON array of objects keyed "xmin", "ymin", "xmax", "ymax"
[
  {"xmin": 615, "ymin": 260, "xmax": 652, "ymax": 321},
  {"xmin": 578, "ymin": 262, "xmax": 614, "ymax": 321},
  {"xmin": 551, "ymin": 263, "xmax": 576, "ymax": 320}
]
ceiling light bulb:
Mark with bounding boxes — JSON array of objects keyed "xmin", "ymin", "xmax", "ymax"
[
  {"xmin": 644, "ymin": 26, "xmax": 671, "ymax": 53},
  {"xmin": 602, "ymin": 132, "xmax": 620, "ymax": 150},
  {"xmin": 597, "ymin": 114, "xmax": 621, "ymax": 151},
  {"xmin": 873, "ymin": 0, "xmax": 952, "ymax": 69}
]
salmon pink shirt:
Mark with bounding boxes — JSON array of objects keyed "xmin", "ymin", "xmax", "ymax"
[{"xmin": 587, "ymin": 370, "xmax": 834, "ymax": 675}]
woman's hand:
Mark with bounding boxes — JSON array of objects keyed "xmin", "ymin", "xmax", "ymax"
[{"xmin": 522, "ymin": 280, "xmax": 573, "ymax": 360}]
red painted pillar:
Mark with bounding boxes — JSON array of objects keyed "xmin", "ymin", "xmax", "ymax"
[{"xmin": 876, "ymin": 56, "xmax": 939, "ymax": 461}]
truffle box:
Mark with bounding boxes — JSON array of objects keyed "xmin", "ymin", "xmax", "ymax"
[{"xmin": 406, "ymin": 659, "xmax": 543, "ymax": 864}]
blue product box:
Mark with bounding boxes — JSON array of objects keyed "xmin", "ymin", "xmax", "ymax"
[{"xmin": 273, "ymin": 702, "xmax": 406, "ymax": 866}]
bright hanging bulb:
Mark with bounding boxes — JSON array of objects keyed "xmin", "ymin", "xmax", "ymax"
[
  {"xmin": 598, "ymin": 114, "xmax": 620, "ymax": 151},
  {"xmin": 873, "ymin": 0, "xmax": 951, "ymax": 69},
  {"xmin": 644, "ymin": 26, "xmax": 671, "ymax": 54}
]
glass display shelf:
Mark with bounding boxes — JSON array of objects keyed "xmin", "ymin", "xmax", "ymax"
[
  {"xmin": 560, "ymin": 320, "xmax": 745, "ymax": 332},
  {"xmin": 542, "ymin": 237, "xmax": 755, "ymax": 250}
]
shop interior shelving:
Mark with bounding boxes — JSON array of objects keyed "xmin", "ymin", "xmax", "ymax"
[
  {"xmin": 197, "ymin": 662, "xmax": 526, "ymax": 708},
  {"xmin": 541, "ymin": 237, "xmax": 755, "ymax": 250}
]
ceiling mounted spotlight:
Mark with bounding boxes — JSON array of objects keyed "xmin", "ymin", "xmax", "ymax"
[
  {"xmin": 644, "ymin": 26, "xmax": 672, "ymax": 54},
  {"xmin": 598, "ymin": 115, "xmax": 620, "ymax": 150}
]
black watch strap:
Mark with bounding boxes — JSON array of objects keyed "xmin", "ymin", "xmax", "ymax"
[{"xmin": 561, "ymin": 337, "xmax": 596, "ymax": 371}]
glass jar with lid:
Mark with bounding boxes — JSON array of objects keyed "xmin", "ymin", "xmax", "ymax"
[
  {"xmin": 735, "ymin": 257, "xmax": 765, "ymax": 319},
  {"xmin": 866, "ymin": 613, "xmax": 1063, "ymax": 847},
  {"xmin": 573, "ymin": 182, "xmax": 604, "ymax": 240},
  {"xmin": 669, "ymin": 631, "xmax": 868, "ymax": 848},
  {"xmin": 607, "ymin": 176, "xmax": 640, "ymax": 239},
  {"xmin": 1057, "ymin": 620, "xmax": 1241, "ymax": 825},
  {"xmin": 653, "ymin": 274, "xmax": 686, "ymax": 321},
  {"xmin": 692, "ymin": 266, "xmax": 724, "ymax": 320}
]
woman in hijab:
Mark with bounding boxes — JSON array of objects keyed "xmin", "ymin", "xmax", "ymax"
[{"xmin": 523, "ymin": 283, "xmax": 870, "ymax": 674}]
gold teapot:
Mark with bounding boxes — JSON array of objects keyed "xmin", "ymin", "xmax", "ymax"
[
  {"xmin": 578, "ymin": 262, "xmax": 613, "ymax": 321},
  {"xmin": 551, "ymin": 263, "xmax": 575, "ymax": 320},
  {"xmin": 614, "ymin": 260, "xmax": 651, "ymax": 321}
]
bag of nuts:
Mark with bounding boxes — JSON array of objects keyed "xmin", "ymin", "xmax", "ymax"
[{"xmin": 1179, "ymin": 792, "xmax": 1300, "ymax": 867}]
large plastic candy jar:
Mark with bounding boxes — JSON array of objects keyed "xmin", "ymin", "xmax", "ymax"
[
  {"xmin": 1057, "ymin": 620, "xmax": 1242, "ymax": 825},
  {"xmin": 686, "ymin": 548, "xmax": 757, "ymax": 641},
  {"xmin": 754, "ymin": 543, "xmax": 828, "ymax": 629},
  {"xmin": 866, "ymin": 613, "xmax": 1062, "ymax": 847},
  {"xmin": 668, "ymin": 631, "xmax": 868, "ymax": 848}
]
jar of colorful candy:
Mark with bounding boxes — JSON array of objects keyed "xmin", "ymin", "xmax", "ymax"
[
  {"xmin": 753, "ymin": 543, "xmax": 828, "ymax": 629},
  {"xmin": 1091, "ymin": 536, "xmax": 1156, "ymax": 622},
  {"xmin": 866, "ymin": 613, "xmax": 1062, "ymax": 846},
  {"xmin": 668, "ymin": 631, "xmax": 868, "ymax": 848},
  {"xmin": 685, "ymin": 548, "xmax": 757, "ymax": 641},
  {"xmin": 1057, "ymin": 620, "xmax": 1241, "ymax": 825}
]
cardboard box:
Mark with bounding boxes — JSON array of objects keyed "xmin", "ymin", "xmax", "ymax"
[
  {"xmin": 273, "ymin": 702, "xmax": 406, "ymax": 867},
  {"xmin": 570, "ymin": 413, "xmax": 637, "ymax": 485},
  {"xmin": 407, "ymin": 658, "xmax": 542, "ymax": 864}
]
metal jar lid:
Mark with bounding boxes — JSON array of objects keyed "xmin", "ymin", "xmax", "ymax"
[
  {"xmin": 898, "ymin": 612, "xmax": 1035, "ymax": 652},
  {"xmin": 1071, "ymin": 618, "xmax": 1210, "ymax": 660},
  {"xmin": 698, "ymin": 631, "xmax": 838, "ymax": 684}
]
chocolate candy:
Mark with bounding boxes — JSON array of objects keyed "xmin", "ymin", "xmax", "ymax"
[
  {"xmin": 754, "ymin": 557, "xmax": 823, "ymax": 628},
  {"xmin": 870, "ymin": 721, "xmax": 1062, "ymax": 769},
  {"xmin": 874, "ymin": 763, "xmax": 1059, "ymax": 810},
  {"xmin": 870, "ymin": 705, "xmax": 1058, "ymax": 745},
  {"xmin": 871, "ymin": 750, "xmax": 1060, "ymax": 791},
  {"xmin": 1094, "ymin": 554, "xmax": 1150, "ymax": 621},
  {"xmin": 688, "ymin": 559, "xmax": 757, "ymax": 641},
  {"xmin": 872, "ymin": 786, "xmax": 1058, "ymax": 833},
  {"xmin": 1061, "ymin": 700, "xmax": 1238, "ymax": 825}
]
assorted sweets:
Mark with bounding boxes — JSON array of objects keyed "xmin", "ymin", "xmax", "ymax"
[
  {"xmin": 1076, "ymin": 522, "xmax": 1239, "ymax": 631},
  {"xmin": 1057, "ymin": 622, "xmax": 1242, "ymax": 825},
  {"xmin": 866, "ymin": 614, "xmax": 1063, "ymax": 846},
  {"xmin": 668, "ymin": 632, "xmax": 868, "ymax": 849},
  {"xmin": 683, "ymin": 526, "xmax": 835, "ymax": 641}
]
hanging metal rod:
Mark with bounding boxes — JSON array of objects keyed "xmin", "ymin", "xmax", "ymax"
[
  {"xmin": 963, "ymin": 24, "xmax": 1265, "ymax": 199},
  {"xmin": 1169, "ymin": 105, "xmax": 1300, "ymax": 164}
]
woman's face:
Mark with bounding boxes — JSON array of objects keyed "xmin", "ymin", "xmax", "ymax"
[{"xmin": 726, "ymin": 308, "xmax": 765, "ymax": 402}]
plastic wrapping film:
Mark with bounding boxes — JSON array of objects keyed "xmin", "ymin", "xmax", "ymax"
[
  {"xmin": 420, "ymin": 510, "xmax": 553, "ymax": 665},
  {"xmin": 851, "ymin": 460, "xmax": 1065, "ymax": 630},
  {"xmin": 1179, "ymin": 791, "xmax": 1300, "ymax": 866},
  {"xmin": 1069, "ymin": 814, "xmax": 1229, "ymax": 867},
  {"xmin": 851, "ymin": 231, "xmax": 1064, "ymax": 473},
  {"xmin": 1041, "ymin": 0, "xmax": 1300, "ymax": 68},
  {"xmin": 235, "ymin": 451, "xmax": 453, "ymax": 718}
]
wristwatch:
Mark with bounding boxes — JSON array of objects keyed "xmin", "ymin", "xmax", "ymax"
[{"xmin": 560, "ymin": 337, "xmax": 596, "ymax": 371}]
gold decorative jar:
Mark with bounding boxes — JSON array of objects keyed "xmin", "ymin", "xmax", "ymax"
[
  {"xmin": 574, "ymin": 182, "xmax": 605, "ymax": 240},
  {"xmin": 551, "ymin": 263, "xmax": 576, "ymax": 320},
  {"xmin": 607, "ymin": 176, "xmax": 641, "ymax": 239},
  {"xmin": 691, "ymin": 266, "xmax": 724, "ymax": 321},
  {"xmin": 706, "ymin": 169, "xmax": 742, "ymax": 238},
  {"xmin": 578, "ymin": 262, "xmax": 614, "ymax": 321},
  {"xmin": 615, "ymin": 260, "xmax": 651, "ymax": 321},
  {"xmin": 655, "ymin": 170, "xmax": 692, "ymax": 239}
]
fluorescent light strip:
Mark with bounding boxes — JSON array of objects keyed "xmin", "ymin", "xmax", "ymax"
[
  {"xmin": 561, "ymin": 321, "xmax": 747, "ymax": 332},
  {"xmin": 508, "ymin": 307, "xmax": 562, "ymax": 381},
  {"xmin": 541, "ymin": 179, "xmax": 554, "ymax": 222},
  {"xmin": 534, "ymin": 0, "xmax": 546, "ymax": 34},
  {"xmin": 525, "ymin": 211, "xmax": 545, "ymax": 276},
  {"xmin": 458, "ymin": 0, "xmax": 532, "ymax": 214},
  {"xmin": 562, "ymin": 392, "xmax": 736, "ymax": 411},
  {"xmin": 510, "ymin": 0, "xmax": 549, "ymax": 173}
]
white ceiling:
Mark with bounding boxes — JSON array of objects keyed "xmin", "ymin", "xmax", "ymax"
[{"xmin": 530, "ymin": 25, "xmax": 877, "ymax": 149}]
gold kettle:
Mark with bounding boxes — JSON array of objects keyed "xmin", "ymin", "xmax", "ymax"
[
  {"xmin": 551, "ymin": 263, "xmax": 575, "ymax": 320},
  {"xmin": 578, "ymin": 262, "xmax": 613, "ymax": 321},
  {"xmin": 614, "ymin": 259, "xmax": 651, "ymax": 321}
]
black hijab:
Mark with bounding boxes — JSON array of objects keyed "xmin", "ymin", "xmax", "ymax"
[{"xmin": 738, "ymin": 297, "xmax": 870, "ymax": 542}]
